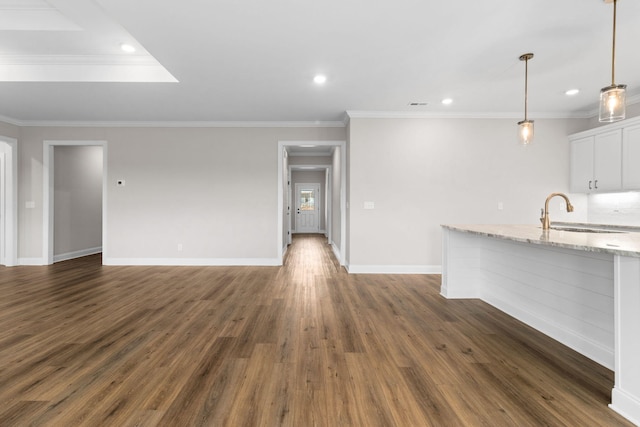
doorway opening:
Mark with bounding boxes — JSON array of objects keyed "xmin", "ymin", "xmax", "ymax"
[
  {"xmin": 43, "ymin": 140, "xmax": 107, "ymax": 265},
  {"xmin": 277, "ymin": 140, "xmax": 346, "ymax": 266}
]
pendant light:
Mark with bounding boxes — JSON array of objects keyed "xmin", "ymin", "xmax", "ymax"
[
  {"xmin": 518, "ymin": 53, "xmax": 534, "ymax": 146},
  {"xmin": 599, "ymin": 0, "xmax": 626, "ymax": 122}
]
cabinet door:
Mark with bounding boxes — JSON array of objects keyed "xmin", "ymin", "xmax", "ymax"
[
  {"xmin": 593, "ymin": 129, "xmax": 622, "ymax": 192},
  {"xmin": 570, "ymin": 136, "xmax": 594, "ymax": 193},
  {"xmin": 623, "ymin": 124, "xmax": 640, "ymax": 190}
]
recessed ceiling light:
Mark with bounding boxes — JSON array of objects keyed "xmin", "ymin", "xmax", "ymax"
[
  {"xmin": 120, "ymin": 43, "xmax": 136, "ymax": 53},
  {"xmin": 441, "ymin": 98, "xmax": 453, "ymax": 105},
  {"xmin": 313, "ymin": 75, "xmax": 327, "ymax": 85},
  {"xmin": 565, "ymin": 89, "xmax": 580, "ymax": 96}
]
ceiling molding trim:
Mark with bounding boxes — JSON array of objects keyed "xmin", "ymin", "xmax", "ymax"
[
  {"xmin": 5, "ymin": 119, "xmax": 347, "ymax": 128},
  {"xmin": 629, "ymin": 92, "xmax": 640, "ymax": 105},
  {"xmin": 0, "ymin": 55, "xmax": 178, "ymax": 83},
  {"xmin": 0, "ymin": 114, "xmax": 22, "ymax": 126},
  {"xmin": 0, "ymin": 54, "xmax": 160, "ymax": 66},
  {"xmin": 348, "ymin": 93, "xmax": 640, "ymax": 122},
  {"xmin": 345, "ymin": 110, "xmax": 594, "ymax": 120}
]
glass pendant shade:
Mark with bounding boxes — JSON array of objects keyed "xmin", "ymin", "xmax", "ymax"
[
  {"xmin": 599, "ymin": 84, "xmax": 626, "ymax": 122},
  {"xmin": 518, "ymin": 119, "xmax": 534, "ymax": 146}
]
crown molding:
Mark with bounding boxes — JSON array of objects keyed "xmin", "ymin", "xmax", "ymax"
[
  {"xmin": 0, "ymin": 117, "xmax": 347, "ymax": 128},
  {"xmin": 4, "ymin": 93, "xmax": 640, "ymax": 128},
  {"xmin": 0, "ymin": 54, "xmax": 160, "ymax": 66},
  {"xmin": 0, "ymin": 54, "xmax": 177, "ymax": 82},
  {"xmin": 0, "ymin": 114, "xmax": 21, "ymax": 127},
  {"xmin": 345, "ymin": 110, "xmax": 593, "ymax": 120}
]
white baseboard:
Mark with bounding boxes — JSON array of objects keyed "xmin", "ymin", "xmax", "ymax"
[
  {"xmin": 102, "ymin": 257, "xmax": 282, "ymax": 266},
  {"xmin": 54, "ymin": 246, "xmax": 102, "ymax": 263},
  {"xmin": 18, "ymin": 257, "xmax": 47, "ymax": 266},
  {"xmin": 330, "ymin": 242, "xmax": 342, "ymax": 264},
  {"xmin": 346, "ymin": 265, "xmax": 442, "ymax": 274},
  {"xmin": 610, "ymin": 388, "xmax": 640, "ymax": 427}
]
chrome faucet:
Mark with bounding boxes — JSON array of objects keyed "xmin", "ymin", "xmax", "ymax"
[{"xmin": 540, "ymin": 192, "xmax": 574, "ymax": 230}]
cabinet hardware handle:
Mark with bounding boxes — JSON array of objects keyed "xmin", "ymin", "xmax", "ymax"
[
  {"xmin": 589, "ymin": 180, "xmax": 592, "ymax": 190},
  {"xmin": 595, "ymin": 180, "xmax": 598, "ymax": 189}
]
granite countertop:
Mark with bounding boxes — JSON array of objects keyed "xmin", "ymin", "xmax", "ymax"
[{"xmin": 442, "ymin": 223, "xmax": 640, "ymax": 258}]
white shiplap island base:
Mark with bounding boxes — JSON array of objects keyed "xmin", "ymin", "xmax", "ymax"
[{"xmin": 441, "ymin": 224, "xmax": 640, "ymax": 426}]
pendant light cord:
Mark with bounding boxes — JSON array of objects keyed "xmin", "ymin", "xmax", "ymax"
[
  {"xmin": 524, "ymin": 57, "xmax": 529, "ymax": 120},
  {"xmin": 612, "ymin": 0, "xmax": 617, "ymax": 85}
]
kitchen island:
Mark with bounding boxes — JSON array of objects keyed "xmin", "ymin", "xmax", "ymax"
[{"xmin": 441, "ymin": 224, "xmax": 640, "ymax": 425}]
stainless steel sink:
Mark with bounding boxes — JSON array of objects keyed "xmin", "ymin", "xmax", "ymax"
[{"xmin": 551, "ymin": 227, "xmax": 625, "ymax": 233}]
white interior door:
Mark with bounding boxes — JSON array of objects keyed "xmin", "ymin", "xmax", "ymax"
[{"xmin": 295, "ymin": 183, "xmax": 320, "ymax": 233}]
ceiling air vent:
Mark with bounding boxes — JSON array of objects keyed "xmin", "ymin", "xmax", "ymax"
[{"xmin": 408, "ymin": 102, "xmax": 428, "ymax": 106}]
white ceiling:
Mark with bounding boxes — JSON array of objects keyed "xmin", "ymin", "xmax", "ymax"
[{"xmin": 1, "ymin": 0, "xmax": 639, "ymax": 124}]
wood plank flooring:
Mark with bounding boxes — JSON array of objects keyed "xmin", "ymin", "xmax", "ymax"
[{"xmin": 0, "ymin": 234, "xmax": 633, "ymax": 426}]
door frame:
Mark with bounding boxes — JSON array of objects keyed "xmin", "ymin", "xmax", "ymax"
[
  {"xmin": 277, "ymin": 140, "xmax": 346, "ymax": 266},
  {"xmin": 43, "ymin": 140, "xmax": 108, "ymax": 265},
  {"xmin": 0, "ymin": 136, "xmax": 17, "ymax": 266},
  {"xmin": 293, "ymin": 182, "xmax": 322, "ymax": 234}
]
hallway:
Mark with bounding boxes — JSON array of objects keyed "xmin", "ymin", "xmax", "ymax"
[{"xmin": 0, "ymin": 235, "xmax": 631, "ymax": 426}]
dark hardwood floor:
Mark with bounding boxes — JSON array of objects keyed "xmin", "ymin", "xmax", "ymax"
[{"xmin": 0, "ymin": 234, "xmax": 633, "ymax": 426}]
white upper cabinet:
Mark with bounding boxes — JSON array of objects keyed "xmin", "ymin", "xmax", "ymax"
[
  {"xmin": 570, "ymin": 136, "xmax": 596, "ymax": 193},
  {"xmin": 623, "ymin": 124, "xmax": 640, "ymax": 190},
  {"xmin": 569, "ymin": 117, "xmax": 640, "ymax": 193},
  {"xmin": 593, "ymin": 130, "xmax": 622, "ymax": 192}
]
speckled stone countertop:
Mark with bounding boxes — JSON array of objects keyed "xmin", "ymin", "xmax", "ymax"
[{"xmin": 442, "ymin": 223, "xmax": 640, "ymax": 258}]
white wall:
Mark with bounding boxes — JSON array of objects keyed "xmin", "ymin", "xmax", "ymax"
[
  {"xmin": 53, "ymin": 145, "xmax": 103, "ymax": 260},
  {"xmin": 17, "ymin": 125, "xmax": 346, "ymax": 264},
  {"xmin": 347, "ymin": 117, "xmax": 588, "ymax": 273},
  {"xmin": 14, "ymin": 116, "xmax": 624, "ymax": 270}
]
